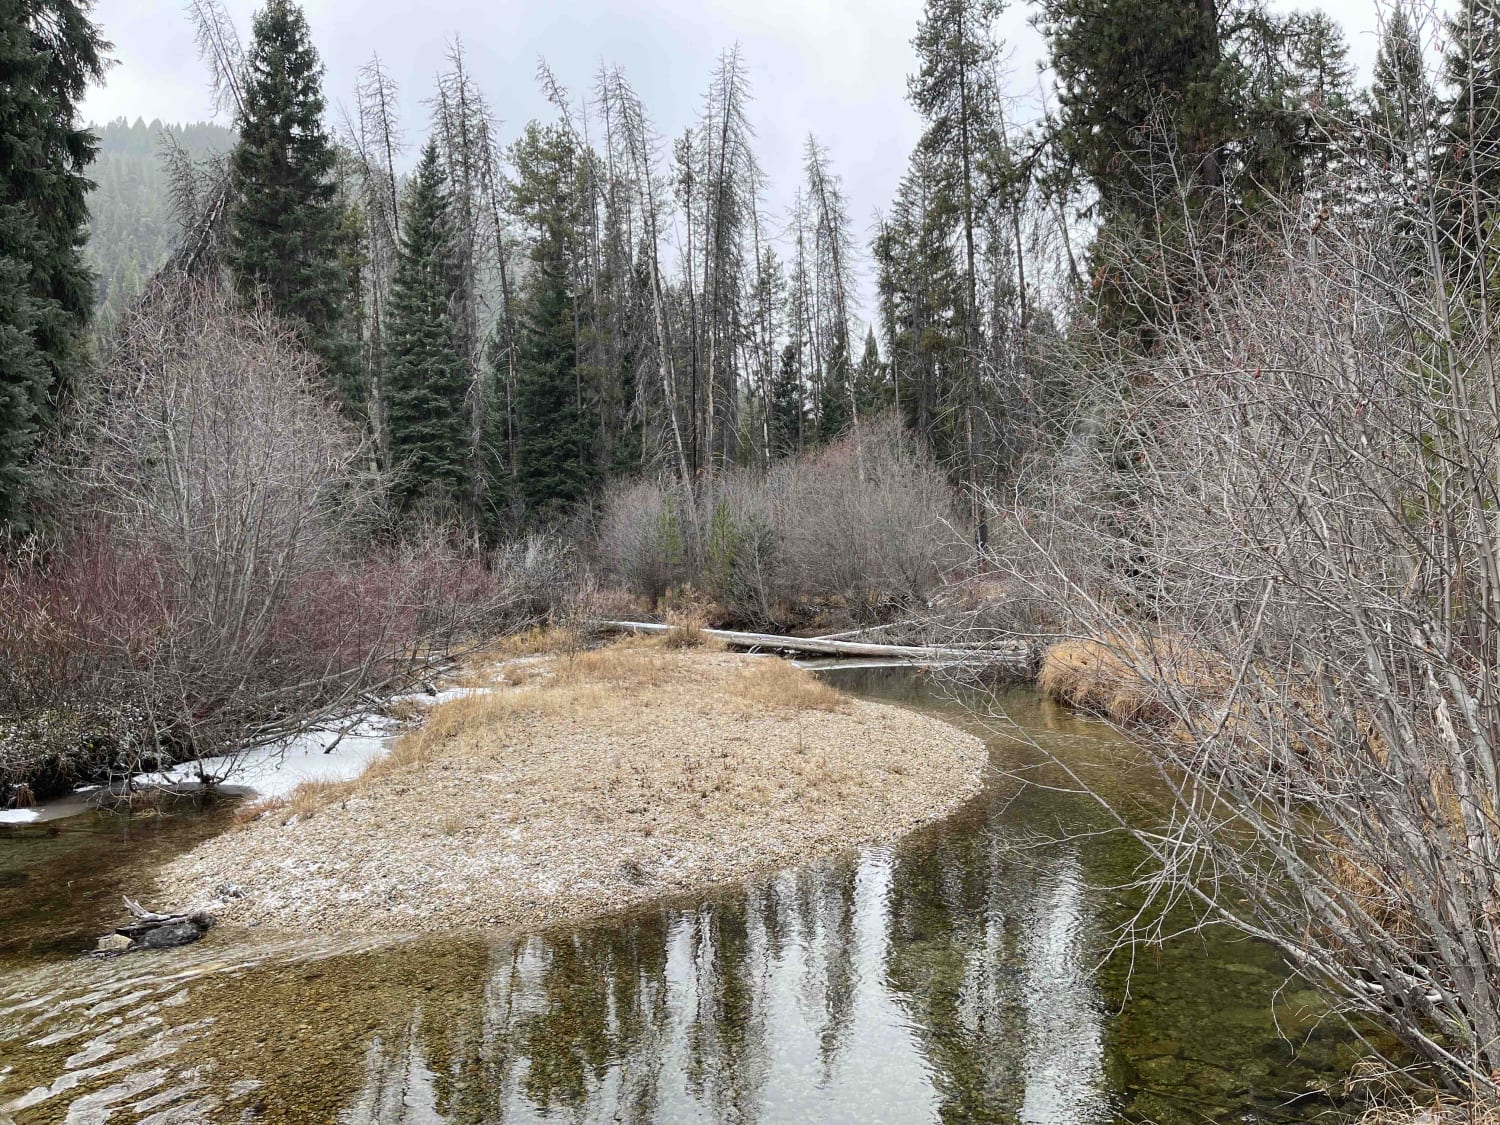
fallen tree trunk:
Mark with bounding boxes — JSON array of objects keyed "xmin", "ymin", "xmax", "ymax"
[{"xmin": 598, "ymin": 621, "xmax": 1032, "ymax": 671}]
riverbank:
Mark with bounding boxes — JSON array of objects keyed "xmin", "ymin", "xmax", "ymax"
[{"xmin": 153, "ymin": 640, "xmax": 987, "ymax": 934}]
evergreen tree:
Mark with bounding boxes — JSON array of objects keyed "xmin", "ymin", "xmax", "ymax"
[
  {"xmin": 854, "ymin": 327, "xmax": 892, "ymax": 416},
  {"xmin": 1442, "ymin": 0, "xmax": 1500, "ymax": 279},
  {"xmin": 816, "ymin": 331, "xmax": 852, "ymax": 443},
  {"xmin": 1370, "ymin": 8, "xmax": 1435, "ymax": 153},
  {"xmin": 0, "ymin": 0, "xmax": 104, "ymax": 525},
  {"xmin": 228, "ymin": 0, "xmax": 358, "ymax": 404},
  {"xmin": 1286, "ymin": 12, "xmax": 1356, "ymax": 197},
  {"xmin": 514, "ymin": 252, "xmax": 590, "ymax": 517},
  {"xmin": 383, "ymin": 141, "xmax": 468, "ymax": 514},
  {"xmin": 507, "ymin": 121, "xmax": 595, "ymax": 517},
  {"xmin": 769, "ymin": 343, "xmax": 804, "ymax": 460},
  {"xmin": 1041, "ymin": 0, "xmax": 1228, "ymax": 221},
  {"xmin": 1364, "ymin": 9, "xmax": 1436, "ymax": 271}
]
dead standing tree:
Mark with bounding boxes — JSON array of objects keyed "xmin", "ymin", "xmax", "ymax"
[
  {"xmin": 340, "ymin": 52, "xmax": 405, "ymax": 464},
  {"xmin": 598, "ymin": 66, "xmax": 697, "ymax": 526}
]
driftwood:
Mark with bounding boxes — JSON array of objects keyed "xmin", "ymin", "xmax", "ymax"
[
  {"xmin": 115, "ymin": 896, "xmax": 213, "ymax": 942},
  {"xmin": 598, "ymin": 621, "xmax": 1031, "ymax": 670}
]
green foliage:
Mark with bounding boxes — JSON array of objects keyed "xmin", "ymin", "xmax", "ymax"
[
  {"xmin": 84, "ymin": 118, "xmax": 234, "ymax": 330},
  {"xmin": 817, "ymin": 331, "xmax": 852, "ymax": 443},
  {"xmin": 854, "ymin": 327, "xmax": 892, "ymax": 417},
  {"xmin": 384, "ymin": 141, "xmax": 469, "ymax": 515},
  {"xmin": 514, "ymin": 253, "xmax": 591, "ymax": 518},
  {"xmin": 228, "ymin": 0, "xmax": 358, "ymax": 405},
  {"xmin": 510, "ymin": 122, "xmax": 595, "ymax": 519},
  {"xmin": 703, "ymin": 499, "xmax": 741, "ymax": 598},
  {"xmin": 769, "ymin": 343, "xmax": 804, "ymax": 460},
  {"xmin": 0, "ymin": 0, "xmax": 105, "ymax": 526},
  {"xmin": 909, "ymin": 0, "xmax": 1008, "ymax": 215},
  {"xmin": 1041, "ymin": 0, "xmax": 1311, "ymax": 221},
  {"xmin": 1442, "ymin": 0, "xmax": 1500, "ymax": 280}
]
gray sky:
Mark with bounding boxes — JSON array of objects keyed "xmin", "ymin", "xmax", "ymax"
[{"xmin": 81, "ymin": 0, "xmax": 1403, "ymax": 319}]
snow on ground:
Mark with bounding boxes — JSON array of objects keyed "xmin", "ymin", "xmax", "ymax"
[
  {"xmin": 2, "ymin": 686, "xmax": 493, "ymax": 825},
  {"xmin": 142, "ymin": 713, "xmax": 401, "ymax": 799}
]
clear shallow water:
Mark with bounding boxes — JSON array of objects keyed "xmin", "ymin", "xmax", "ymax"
[{"xmin": 0, "ymin": 671, "xmax": 1368, "ymax": 1124}]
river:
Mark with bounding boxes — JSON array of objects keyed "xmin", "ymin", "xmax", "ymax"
[{"xmin": 0, "ymin": 668, "xmax": 1367, "ymax": 1123}]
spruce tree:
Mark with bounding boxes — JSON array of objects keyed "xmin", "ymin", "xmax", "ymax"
[
  {"xmin": 228, "ymin": 0, "xmax": 358, "ymax": 404},
  {"xmin": 769, "ymin": 343, "xmax": 804, "ymax": 460},
  {"xmin": 514, "ymin": 250, "xmax": 590, "ymax": 517},
  {"xmin": 1371, "ymin": 8, "xmax": 1434, "ymax": 151},
  {"xmin": 0, "ymin": 0, "xmax": 104, "ymax": 525},
  {"xmin": 383, "ymin": 141, "xmax": 468, "ymax": 514},
  {"xmin": 854, "ymin": 327, "xmax": 892, "ymax": 417},
  {"xmin": 1443, "ymin": 0, "xmax": 1500, "ymax": 279},
  {"xmin": 816, "ymin": 331, "xmax": 852, "ymax": 443},
  {"xmin": 509, "ymin": 122, "xmax": 592, "ymax": 518},
  {"xmin": 1287, "ymin": 12, "xmax": 1356, "ymax": 196},
  {"xmin": 1365, "ymin": 9, "xmax": 1436, "ymax": 271}
]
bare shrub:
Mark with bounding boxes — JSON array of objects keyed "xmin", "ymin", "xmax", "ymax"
[
  {"xmin": 595, "ymin": 418, "xmax": 968, "ymax": 626},
  {"xmin": 1001, "ymin": 155, "xmax": 1500, "ymax": 1096},
  {"xmin": 0, "ymin": 286, "xmax": 533, "ymax": 803},
  {"xmin": 772, "ymin": 418, "xmax": 969, "ymax": 618}
]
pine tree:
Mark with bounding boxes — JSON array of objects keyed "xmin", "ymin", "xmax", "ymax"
[
  {"xmin": 514, "ymin": 252, "xmax": 590, "ymax": 517},
  {"xmin": 769, "ymin": 343, "xmax": 804, "ymax": 460},
  {"xmin": 854, "ymin": 327, "xmax": 892, "ymax": 417},
  {"xmin": 228, "ymin": 0, "xmax": 358, "ymax": 405},
  {"xmin": 383, "ymin": 141, "xmax": 469, "ymax": 514},
  {"xmin": 509, "ymin": 122, "xmax": 594, "ymax": 519},
  {"xmin": 0, "ymin": 0, "xmax": 104, "ymax": 525},
  {"xmin": 1040, "ymin": 0, "xmax": 1227, "ymax": 220},
  {"xmin": 1442, "ymin": 0, "xmax": 1500, "ymax": 280}
]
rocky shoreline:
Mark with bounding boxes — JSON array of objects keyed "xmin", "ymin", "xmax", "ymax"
[{"xmin": 152, "ymin": 643, "xmax": 988, "ymax": 935}]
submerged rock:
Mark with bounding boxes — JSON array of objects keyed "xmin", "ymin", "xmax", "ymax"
[
  {"xmin": 93, "ymin": 899, "xmax": 216, "ymax": 955},
  {"xmin": 133, "ymin": 921, "xmax": 204, "ymax": 949}
]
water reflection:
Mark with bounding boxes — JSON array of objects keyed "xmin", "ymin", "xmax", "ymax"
[{"xmin": 0, "ymin": 675, "xmax": 1362, "ymax": 1124}]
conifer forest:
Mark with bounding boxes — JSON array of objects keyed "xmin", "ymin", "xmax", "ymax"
[{"xmin": 10, "ymin": 0, "xmax": 1500, "ymax": 1121}]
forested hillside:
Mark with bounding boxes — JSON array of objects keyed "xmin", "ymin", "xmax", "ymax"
[{"xmin": 84, "ymin": 118, "xmax": 235, "ymax": 328}]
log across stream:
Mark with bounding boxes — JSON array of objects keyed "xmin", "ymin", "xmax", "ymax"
[{"xmin": 598, "ymin": 619, "xmax": 1034, "ymax": 669}]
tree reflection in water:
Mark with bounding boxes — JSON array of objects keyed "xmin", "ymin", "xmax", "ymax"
[{"xmin": 0, "ymin": 676, "xmax": 1366, "ymax": 1125}]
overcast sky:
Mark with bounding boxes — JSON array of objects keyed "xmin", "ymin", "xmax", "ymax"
[{"xmin": 80, "ymin": 0, "xmax": 1418, "ymax": 321}]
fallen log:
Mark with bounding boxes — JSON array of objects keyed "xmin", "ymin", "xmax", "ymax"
[{"xmin": 597, "ymin": 621, "xmax": 1032, "ymax": 670}]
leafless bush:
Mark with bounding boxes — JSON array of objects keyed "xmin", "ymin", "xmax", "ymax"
[
  {"xmin": 773, "ymin": 418, "xmax": 968, "ymax": 616},
  {"xmin": 594, "ymin": 419, "xmax": 968, "ymax": 626},
  {"xmin": 997, "ymin": 105, "xmax": 1500, "ymax": 1096},
  {"xmin": 0, "ymin": 286, "xmax": 536, "ymax": 803}
]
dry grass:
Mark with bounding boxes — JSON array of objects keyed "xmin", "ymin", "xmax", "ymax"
[
  {"xmin": 1038, "ymin": 637, "xmax": 1175, "ymax": 724},
  {"xmin": 256, "ymin": 646, "xmax": 849, "ymax": 825},
  {"xmin": 1355, "ymin": 1093, "xmax": 1500, "ymax": 1124},
  {"xmin": 733, "ymin": 658, "xmax": 848, "ymax": 714},
  {"xmin": 161, "ymin": 644, "xmax": 986, "ymax": 934},
  {"xmin": 493, "ymin": 626, "xmax": 579, "ymax": 658}
]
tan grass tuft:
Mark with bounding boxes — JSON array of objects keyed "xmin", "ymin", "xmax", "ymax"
[{"xmin": 733, "ymin": 658, "xmax": 848, "ymax": 714}]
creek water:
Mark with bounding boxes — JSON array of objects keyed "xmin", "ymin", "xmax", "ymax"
[{"xmin": 0, "ymin": 669, "xmax": 1368, "ymax": 1124}]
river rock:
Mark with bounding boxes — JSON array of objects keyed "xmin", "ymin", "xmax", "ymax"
[
  {"xmin": 133, "ymin": 921, "xmax": 204, "ymax": 949},
  {"xmin": 95, "ymin": 933, "xmax": 133, "ymax": 953}
]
